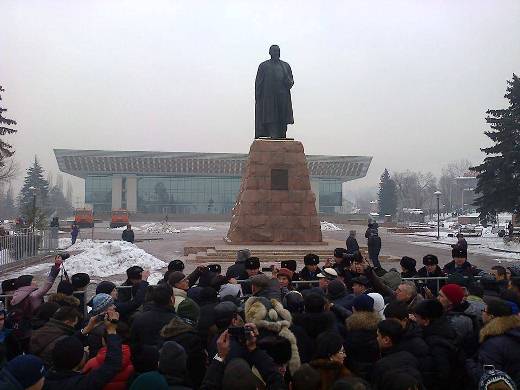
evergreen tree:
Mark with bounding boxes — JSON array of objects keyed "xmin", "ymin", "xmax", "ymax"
[
  {"xmin": 0, "ymin": 85, "xmax": 18, "ymax": 182},
  {"xmin": 18, "ymin": 156, "xmax": 49, "ymax": 219},
  {"xmin": 48, "ymin": 185, "xmax": 73, "ymax": 218},
  {"xmin": 471, "ymin": 74, "xmax": 520, "ymax": 221},
  {"xmin": 2, "ymin": 186, "xmax": 17, "ymax": 218},
  {"xmin": 378, "ymin": 169, "xmax": 398, "ymax": 217}
]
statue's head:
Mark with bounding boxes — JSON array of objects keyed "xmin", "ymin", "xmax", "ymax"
[{"xmin": 269, "ymin": 45, "xmax": 280, "ymax": 60}]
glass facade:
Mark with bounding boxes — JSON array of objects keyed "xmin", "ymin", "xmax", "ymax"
[
  {"xmin": 137, "ymin": 176, "xmax": 241, "ymax": 214},
  {"xmin": 85, "ymin": 176, "xmax": 112, "ymax": 213},
  {"xmin": 318, "ymin": 180, "xmax": 342, "ymax": 213},
  {"xmin": 85, "ymin": 175, "xmax": 343, "ymax": 214}
]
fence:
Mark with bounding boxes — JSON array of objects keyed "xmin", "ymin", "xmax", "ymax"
[{"xmin": 0, "ymin": 228, "xmax": 59, "ymax": 268}]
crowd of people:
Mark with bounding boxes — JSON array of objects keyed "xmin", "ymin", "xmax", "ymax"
[{"xmin": 1, "ymin": 236, "xmax": 520, "ymax": 389}]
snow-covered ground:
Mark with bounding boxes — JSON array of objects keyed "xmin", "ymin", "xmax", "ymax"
[
  {"xmin": 181, "ymin": 226, "xmax": 215, "ymax": 232},
  {"xmin": 321, "ymin": 221, "xmax": 343, "ymax": 231},
  {"xmin": 110, "ymin": 226, "xmax": 141, "ymax": 231},
  {"xmin": 408, "ymin": 233, "xmax": 520, "ymax": 261},
  {"xmin": 140, "ymin": 222, "xmax": 181, "ymax": 234}
]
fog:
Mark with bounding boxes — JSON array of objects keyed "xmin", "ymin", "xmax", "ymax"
[{"xmin": 1, "ymin": 0, "xmax": 520, "ymax": 199}]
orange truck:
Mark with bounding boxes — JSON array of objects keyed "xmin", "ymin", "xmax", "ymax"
[
  {"xmin": 110, "ymin": 209, "xmax": 130, "ymax": 228},
  {"xmin": 74, "ymin": 208, "xmax": 94, "ymax": 228}
]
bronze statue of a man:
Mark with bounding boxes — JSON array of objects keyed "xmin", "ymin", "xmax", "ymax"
[{"xmin": 255, "ymin": 45, "xmax": 294, "ymax": 139}]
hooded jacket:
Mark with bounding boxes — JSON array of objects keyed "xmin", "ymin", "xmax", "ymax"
[
  {"xmin": 291, "ymin": 311, "xmax": 337, "ymax": 363},
  {"xmin": 30, "ymin": 318, "xmax": 76, "ymax": 368},
  {"xmin": 309, "ymin": 359, "xmax": 352, "ymax": 390},
  {"xmin": 344, "ymin": 311, "xmax": 380, "ymax": 379},
  {"xmin": 10, "ymin": 265, "xmax": 60, "ymax": 318},
  {"xmin": 43, "ymin": 334, "xmax": 122, "ymax": 390},
  {"xmin": 83, "ymin": 344, "xmax": 134, "ymax": 390},
  {"xmin": 244, "ymin": 296, "xmax": 301, "ymax": 375},
  {"xmin": 466, "ymin": 315, "xmax": 520, "ymax": 386},
  {"xmin": 421, "ymin": 317, "xmax": 461, "ymax": 390},
  {"xmin": 161, "ymin": 317, "xmax": 206, "ymax": 388}
]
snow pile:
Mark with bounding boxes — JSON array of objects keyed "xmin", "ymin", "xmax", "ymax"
[
  {"xmin": 321, "ymin": 221, "xmax": 343, "ymax": 231},
  {"xmin": 490, "ymin": 240, "xmax": 520, "ymax": 254},
  {"xmin": 140, "ymin": 222, "xmax": 181, "ymax": 234},
  {"xmin": 62, "ymin": 240, "xmax": 166, "ymax": 278},
  {"xmin": 181, "ymin": 226, "xmax": 215, "ymax": 232},
  {"xmin": 110, "ymin": 226, "xmax": 141, "ymax": 231}
]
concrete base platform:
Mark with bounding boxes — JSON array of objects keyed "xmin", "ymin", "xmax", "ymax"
[{"xmin": 182, "ymin": 239, "xmax": 399, "ymax": 264}]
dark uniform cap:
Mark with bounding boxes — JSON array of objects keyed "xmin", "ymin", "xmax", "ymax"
[
  {"xmin": 245, "ymin": 257, "xmax": 261, "ymax": 270},
  {"xmin": 281, "ymin": 260, "xmax": 297, "ymax": 272},
  {"xmin": 168, "ymin": 260, "xmax": 185, "ymax": 272},
  {"xmin": 351, "ymin": 275, "xmax": 370, "ymax": 287},
  {"xmin": 14, "ymin": 275, "xmax": 33, "ymax": 289},
  {"xmin": 451, "ymin": 245, "xmax": 467, "ymax": 259},
  {"xmin": 1, "ymin": 278, "xmax": 17, "ymax": 293},
  {"xmin": 207, "ymin": 264, "xmax": 222, "ymax": 274},
  {"xmin": 304, "ymin": 253, "xmax": 320, "ymax": 266},
  {"xmin": 422, "ymin": 254, "xmax": 438, "ymax": 266},
  {"xmin": 71, "ymin": 273, "xmax": 90, "ymax": 289},
  {"xmin": 333, "ymin": 248, "xmax": 347, "ymax": 258}
]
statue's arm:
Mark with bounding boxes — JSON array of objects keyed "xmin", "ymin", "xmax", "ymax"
[
  {"xmin": 255, "ymin": 63, "xmax": 264, "ymax": 101},
  {"xmin": 286, "ymin": 63, "xmax": 294, "ymax": 89}
]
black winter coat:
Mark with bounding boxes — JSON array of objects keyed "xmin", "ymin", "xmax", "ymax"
[
  {"xmin": 466, "ymin": 315, "xmax": 520, "ymax": 387},
  {"xmin": 291, "ymin": 311, "xmax": 336, "ymax": 363},
  {"xmin": 417, "ymin": 265, "xmax": 445, "ymax": 294},
  {"xmin": 160, "ymin": 317, "xmax": 206, "ymax": 389},
  {"xmin": 346, "ymin": 236, "xmax": 359, "ymax": 254},
  {"xmin": 130, "ymin": 304, "xmax": 177, "ymax": 346},
  {"xmin": 121, "ymin": 229, "xmax": 134, "ymax": 243},
  {"xmin": 43, "ymin": 334, "xmax": 122, "ymax": 390},
  {"xmin": 344, "ymin": 311, "xmax": 380, "ymax": 379},
  {"xmin": 371, "ymin": 349, "xmax": 422, "ymax": 390},
  {"xmin": 225, "ymin": 261, "xmax": 246, "ymax": 279},
  {"xmin": 443, "ymin": 260, "xmax": 478, "ymax": 276},
  {"xmin": 397, "ymin": 322, "xmax": 429, "ymax": 367},
  {"xmin": 421, "ymin": 317, "xmax": 461, "ymax": 390}
]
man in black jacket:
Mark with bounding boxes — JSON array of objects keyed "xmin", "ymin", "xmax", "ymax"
[
  {"xmin": 412, "ymin": 299, "xmax": 461, "ymax": 390},
  {"xmin": 346, "ymin": 231, "xmax": 359, "ymax": 254},
  {"xmin": 130, "ymin": 285, "xmax": 177, "ymax": 346},
  {"xmin": 372, "ymin": 319, "xmax": 423, "ymax": 390},
  {"xmin": 121, "ymin": 224, "xmax": 134, "ymax": 243},
  {"xmin": 225, "ymin": 249, "xmax": 252, "ymax": 279},
  {"xmin": 417, "ymin": 254, "xmax": 445, "ymax": 295},
  {"xmin": 365, "ymin": 223, "xmax": 382, "ymax": 268},
  {"xmin": 116, "ymin": 266, "xmax": 150, "ymax": 319},
  {"xmin": 443, "ymin": 245, "xmax": 479, "ymax": 276},
  {"xmin": 43, "ymin": 311, "xmax": 122, "ymax": 390}
]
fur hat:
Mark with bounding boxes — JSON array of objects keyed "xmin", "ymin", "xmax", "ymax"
[
  {"xmin": 96, "ymin": 281, "xmax": 116, "ymax": 295},
  {"xmin": 281, "ymin": 260, "xmax": 297, "ymax": 271},
  {"xmin": 71, "ymin": 273, "xmax": 90, "ymax": 289},
  {"xmin": 400, "ymin": 256, "xmax": 417, "ymax": 271},
  {"xmin": 245, "ymin": 257, "xmax": 261, "ymax": 270},
  {"xmin": 245, "ymin": 296, "xmax": 300, "ymax": 374},
  {"xmin": 304, "ymin": 253, "xmax": 320, "ymax": 266},
  {"xmin": 452, "ymin": 245, "xmax": 467, "ymax": 259},
  {"xmin": 423, "ymin": 254, "xmax": 438, "ymax": 266},
  {"xmin": 14, "ymin": 275, "xmax": 33, "ymax": 289},
  {"xmin": 168, "ymin": 259, "xmax": 185, "ymax": 271},
  {"xmin": 57, "ymin": 280, "xmax": 74, "ymax": 296}
]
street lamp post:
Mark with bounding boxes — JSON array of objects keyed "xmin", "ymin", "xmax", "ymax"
[{"xmin": 434, "ymin": 191, "xmax": 442, "ymax": 240}]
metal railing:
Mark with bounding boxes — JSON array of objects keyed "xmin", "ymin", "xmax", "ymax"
[{"xmin": 0, "ymin": 228, "xmax": 59, "ymax": 268}]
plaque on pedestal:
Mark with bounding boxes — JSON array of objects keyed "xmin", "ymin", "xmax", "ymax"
[{"xmin": 226, "ymin": 139, "xmax": 322, "ymax": 244}]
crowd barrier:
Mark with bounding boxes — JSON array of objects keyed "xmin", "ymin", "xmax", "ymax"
[{"xmin": 0, "ymin": 228, "xmax": 59, "ymax": 268}]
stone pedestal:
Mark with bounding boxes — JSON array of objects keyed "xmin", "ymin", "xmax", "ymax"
[{"xmin": 226, "ymin": 139, "xmax": 322, "ymax": 243}]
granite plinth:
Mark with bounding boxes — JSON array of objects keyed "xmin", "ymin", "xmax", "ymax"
[{"xmin": 226, "ymin": 139, "xmax": 322, "ymax": 243}]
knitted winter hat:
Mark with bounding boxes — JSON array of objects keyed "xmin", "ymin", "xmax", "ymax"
[
  {"xmin": 368, "ymin": 293, "xmax": 385, "ymax": 319},
  {"xmin": 4, "ymin": 354, "xmax": 45, "ymax": 388},
  {"xmin": 277, "ymin": 268, "xmax": 294, "ymax": 280},
  {"xmin": 441, "ymin": 284, "xmax": 465, "ymax": 305},
  {"xmin": 327, "ymin": 279, "xmax": 346, "ymax": 300},
  {"xmin": 91, "ymin": 293, "xmax": 114, "ymax": 315},
  {"xmin": 478, "ymin": 367, "xmax": 516, "ymax": 390},
  {"xmin": 129, "ymin": 371, "xmax": 169, "ymax": 390},
  {"xmin": 52, "ymin": 336, "xmax": 85, "ymax": 370},
  {"xmin": 486, "ymin": 298, "xmax": 513, "ymax": 317},
  {"xmin": 177, "ymin": 299, "xmax": 200, "ymax": 325},
  {"xmin": 353, "ymin": 294, "xmax": 374, "ymax": 312},
  {"xmin": 159, "ymin": 341, "xmax": 187, "ymax": 376},
  {"xmin": 57, "ymin": 280, "xmax": 74, "ymax": 296}
]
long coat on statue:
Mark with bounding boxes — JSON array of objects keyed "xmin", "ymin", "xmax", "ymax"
[{"xmin": 255, "ymin": 59, "xmax": 294, "ymax": 138}]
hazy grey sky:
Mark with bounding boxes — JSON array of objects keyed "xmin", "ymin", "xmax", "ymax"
[{"xmin": 2, "ymin": 0, "xmax": 520, "ymax": 198}]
